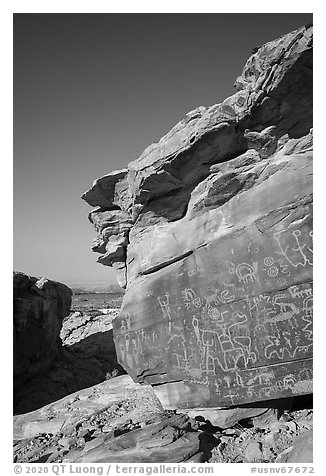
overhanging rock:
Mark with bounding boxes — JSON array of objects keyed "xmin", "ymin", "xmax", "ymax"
[{"xmin": 82, "ymin": 25, "xmax": 313, "ymax": 409}]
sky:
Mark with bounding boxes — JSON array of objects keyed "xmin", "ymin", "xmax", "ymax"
[{"xmin": 13, "ymin": 13, "xmax": 313, "ymax": 288}]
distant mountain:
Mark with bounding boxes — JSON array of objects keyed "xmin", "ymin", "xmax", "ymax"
[
  {"xmin": 71, "ymin": 288, "xmax": 89, "ymax": 295},
  {"xmin": 70, "ymin": 283, "xmax": 124, "ymax": 294}
]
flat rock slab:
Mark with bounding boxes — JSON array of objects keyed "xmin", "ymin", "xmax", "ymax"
[
  {"xmin": 276, "ymin": 430, "xmax": 313, "ymax": 463},
  {"xmin": 14, "ymin": 375, "xmax": 164, "ymax": 440},
  {"xmin": 65, "ymin": 414, "xmax": 201, "ymax": 463}
]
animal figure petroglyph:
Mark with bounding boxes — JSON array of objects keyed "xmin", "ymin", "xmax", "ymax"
[
  {"xmin": 289, "ymin": 285, "xmax": 312, "ymax": 299},
  {"xmin": 247, "ymin": 371, "xmax": 274, "ymax": 386},
  {"xmin": 181, "ymin": 288, "xmax": 202, "ymax": 308},
  {"xmin": 302, "ymin": 296, "xmax": 313, "ymax": 340}
]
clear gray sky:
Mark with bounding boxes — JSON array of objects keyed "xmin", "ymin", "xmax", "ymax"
[{"xmin": 13, "ymin": 13, "xmax": 313, "ymax": 287}]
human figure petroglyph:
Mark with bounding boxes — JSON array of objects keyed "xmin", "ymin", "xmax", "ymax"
[
  {"xmin": 274, "ymin": 225, "xmax": 313, "ymax": 268},
  {"xmin": 157, "ymin": 293, "xmax": 173, "ymax": 331},
  {"xmin": 191, "ymin": 316, "xmax": 201, "ymax": 343},
  {"xmin": 201, "ymin": 331, "xmax": 217, "ymax": 374},
  {"xmin": 125, "ymin": 313, "xmax": 131, "ymax": 330},
  {"xmin": 118, "ymin": 342, "xmax": 126, "ymax": 362},
  {"xmin": 225, "ymin": 260, "xmax": 259, "ymax": 284}
]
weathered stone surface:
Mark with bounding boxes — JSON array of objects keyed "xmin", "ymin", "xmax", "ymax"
[
  {"xmin": 13, "ymin": 375, "xmax": 164, "ymax": 440},
  {"xmin": 275, "ymin": 430, "xmax": 313, "ymax": 463},
  {"xmin": 14, "ymin": 307, "xmax": 124, "ymax": 414},
  {"xmin": 14, "ymin": 376, "xmax": 207, "ymax": 463},
  {"xmin": 82, "ymin": 26, "xmax": 313, "ymax": 410},
  {"xmin": 60, "ymin": 308, "xmax": 120, "ymax": 345},
  {"xmin": 13, "ymin": 376, "xmax": 313, "ymax": 464},
  {"xmin": 13, "ymin": 272, "xmax": 72, "ymax": 392},
  {"xmin": 68, "ymin": 414, "xmax": 201, "ymax": 463}
]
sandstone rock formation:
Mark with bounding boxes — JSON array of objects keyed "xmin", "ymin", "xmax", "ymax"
[
  {"xmin": 82, "ymin": 26, "xmax": 313, "ymax": 410},
  {"xmin": 14, "ymin": 375, "xmax": 205, "ymax": 464},
  {"xmin": 14, "ymin": 304, "xmax": 124, "ymax": 414},
  {"xmin": 13, "ymin": 272, "xmax": 125, "ymax": 414},
  {"xmin": 13, "ymin": 374, "xmax": 313, "ymax": 464},
  {"xmin": 14, "ymin": 272, "xmax": 72, "ymax": 392}
]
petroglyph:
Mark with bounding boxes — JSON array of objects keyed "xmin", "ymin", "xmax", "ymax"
[
  {"xmin": 264, "ymin": 257, "xmax": 274, "ymax": 267},
  {"xmin": 302, "ymin": 296, "xmax": 313, "ymax": 340},
  {"xmin": 157, "ymin": 293, "xmax": 173, "ymax": 331},
  {"xmin": 264, "ymin": 329, "xmax": 299, "ymax": 360},
  {"xmin": 205, "ymin": 287, "xmax": 235, "ymax": 306},
  {"xmin": 263, "ymin": 256, "xmax": 279, "ymax": 277},
  {"xmin": 289, "ymin": 285, "xmax": 312, "ymax": 299},
  {"xmin": 181, "ymin": 288, "xmax": 202, "ymax": 309},
  {"xmin": 299, "ymin": 367, "xmax": 313, "ymax": 381},
  {"xmin": 247, "ymin": 371, "xmax": 274, "ymax": 386},
  {"xmin": 114, "ymin": 224, "xmax": 313, "ymax": 406},
  {"xmin": 274, "ymin": 224, "xmax": 313, "ymax": 268},
  {"xmin": 225, "ymin": 260, "xmax": 259, "ymax": 284},
  {"xmin": 120, "ymin": 312, "xmax": 132, "ymax": 332}
]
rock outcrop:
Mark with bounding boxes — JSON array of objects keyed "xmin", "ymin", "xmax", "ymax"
[
  {"xmin": 14, "ymin": 308, "xmax": 124, "ymax": 414},
  {"xmin": 13, "ymin": 375, "xmax": 313, "ymax": 464},
  {"xmin": 14, "ymin": 272, "xmax": 124, "ymax": 414},
  {"xmin": 82, "ymin": 26, "xmax": 313, "ymax": 410},
  {"xmin": 14, "ymin": 272, "xmax": 72, "ymax": 392}
]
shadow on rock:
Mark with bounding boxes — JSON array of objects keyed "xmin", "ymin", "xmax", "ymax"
[{"xmin": 14, "ymin": 329, "xmax": 126, "ymax": 415}]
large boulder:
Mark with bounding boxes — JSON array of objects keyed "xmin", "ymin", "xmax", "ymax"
[
  {"xmin": 82, "ymin": 26, "xmax": 313, "ymax": 410},
  {"xmin": 13, "ymin": 272, "xmax": 72, "ymax": 392},
  {"xmin": 14, "ymin": 299, "xmax": 125, "ymax": 414}
]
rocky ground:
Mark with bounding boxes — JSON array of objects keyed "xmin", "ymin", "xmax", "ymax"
[
  {"xmin": 70, "ymin": 291, "xmax": 124, "ymax": 314},
  {"xmin": 14, "ymin": 374, "xmax": 313, "ymax": 463}
]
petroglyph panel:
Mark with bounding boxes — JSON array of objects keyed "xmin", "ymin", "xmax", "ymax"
[{"xmin": 114, "ymin": 213, "xmax": 313, "ymax": 407}]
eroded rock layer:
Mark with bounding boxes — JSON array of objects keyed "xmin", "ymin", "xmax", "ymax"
[
  {"xmin": 13, "ymin": 272, "xmax": 72, "ymax": 391},
  {"xmin": 82, "ymin": 26, "xmax": 313, "ymax": 409}
]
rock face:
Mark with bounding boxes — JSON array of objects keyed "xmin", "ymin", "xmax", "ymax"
[
  {"xmin": 14, "ymin": 304, "xmax": 124, "ymax": 414},
  {"xmin": 82, "ymin": 26, "xmax": 313, "ymax": 410},
  {"xmin": 13, "ymin": 272, "xmax": 72, "ymax": 392}
]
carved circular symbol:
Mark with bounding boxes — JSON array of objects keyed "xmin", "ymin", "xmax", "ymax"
[
  {"xmin": 267, "ymin": 266, "xmax": 279, "ymax": 277},
  {"xmin": 264, "ymin": 257, "xmax": 274, "ymax": 266}
]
